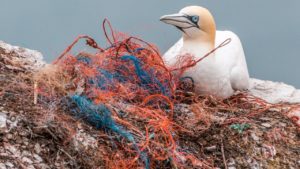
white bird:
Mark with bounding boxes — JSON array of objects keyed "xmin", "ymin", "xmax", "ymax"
[{"xmin": 160, "ymin": 6, "xmax": 250, "ymax": 98}]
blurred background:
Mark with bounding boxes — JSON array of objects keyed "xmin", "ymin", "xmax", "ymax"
[{"xmin": 0, "ymin": 0, "xmax": 299, "ymax": 87}]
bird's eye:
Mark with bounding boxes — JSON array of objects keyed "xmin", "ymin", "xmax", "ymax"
[{"xmin": 191, "ymin": 16, "xmax": 199, "ymax": 23}]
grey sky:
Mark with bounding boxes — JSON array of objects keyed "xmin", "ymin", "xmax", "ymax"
[{"xmin": 1, "ymin": 0, "xmax": 299, "ymax": 87}]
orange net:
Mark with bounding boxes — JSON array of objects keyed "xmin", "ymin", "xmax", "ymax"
[{"xmin": 33, "ymin": 19, "xmax": 300, "ymax": 169}]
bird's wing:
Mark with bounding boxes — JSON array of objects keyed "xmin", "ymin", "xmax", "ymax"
[
  {"xmin": 163, "ymin": 38, "xmax": 183, "ymax": 66},
  {"xmin": 215, "ymin": 31, "xmax": 250, "ymax": 90}
]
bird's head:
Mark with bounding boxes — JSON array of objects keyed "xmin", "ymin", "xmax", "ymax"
[{"xmin": 160, "ymin": 6, "xmax": 216, "ymax": 45}]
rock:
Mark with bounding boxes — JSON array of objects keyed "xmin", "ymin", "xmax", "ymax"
[
  {"xmin": 7, "ymin": 116, "xmax": 19, "ymax": 130},
  {"xmin": 261, "ymin": 123, "xmax": 272, "ymax": 128},
  {"xmin": 26, "ymin": 165, "xmax": 35, "ymax": 169},
  {"xmin": 205, "ymin": 145, "xmax": 217, "ymax": 152},
  {"xmin": 39, "ymin": 163, "xmax": 50, "ymax": 169},
  {"xmin": 0, "ymin": 41, "xmax": 45, "ymax": 71},
  {"xmin": 211, "ymin": 112, "xmax": 227, "ymax": 123},
  {"xmin": 34, "ymin": 143, "xmax": 42, "ymax": 154},
  {"xmin": 249, "ymin": 78, "xmax": 300, "ymax": 104},
  {"xmin": 21, "ymin": 150, "xmax": 32, "ymax": 157},
  {"xmin": 259, "ymin": 117, "xmax": 272, "ymax": 121},
  {"xmin": 6, "ymin": 134, "xmax": 13, "ymax": 140},
  {"xmin": 287, "ymin": 108, "xmax": 300, "ymax": 126},
  {"xmin": 0, "ymin": 163, "xmax": 7, "ymax": 169},
  {"xmin": 21, "ymin": 156, "xmax": 33, "ymax": 164},
  {"xmin": 246, "ymin": 157, "xmax": 261, "ymax": 169},
  {"xmin": 4, "ymin": 143, "xmax": 21, "ymax": 157},
  {"xmin": 250, "ymin": 133, "xmax": 260, "ymax": 142},
  {"xmin": 33, "ymin": 153, "xmax": 43, "ymax": 163},
  {"xmin": 0, "ymin": 112, "xmax": 7, "ymax": 133},
  {"xmin": 227, "ymin": 158, "xmax": 236, "ymax": 168},
  {"xmin": 278, "ymin": 122, "xmax": 287, "ymax": 127},
  {"xmin": 73, "ymin": 130, "xmax": 98, "ymax": 150},
  {"xmin": 5, "ymin": 162, "xmax": 14, "ymax": 168}
]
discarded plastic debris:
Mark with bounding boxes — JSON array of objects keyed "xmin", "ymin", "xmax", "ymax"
[{"xmin": 230, "ymin": 123, "xmax": 251, "ymax": 134}]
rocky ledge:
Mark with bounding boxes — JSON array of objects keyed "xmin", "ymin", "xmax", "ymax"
[
  {"xmin": 0, "ymin": 41, "xmax": 45, "ymax": 71},
  {"xmin": 0, "ymin": 41, "xmax": 299, "ymax": 169},
  {"xmin": 250, "ymin": 79, "xmax": 300, "ymax": 104}
]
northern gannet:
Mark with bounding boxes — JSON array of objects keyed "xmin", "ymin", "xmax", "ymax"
[{"xmin": 160, "ymin": 6, "xmax": 250, "ymax": 98}]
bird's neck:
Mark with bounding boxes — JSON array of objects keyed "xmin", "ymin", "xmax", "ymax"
[{"xmin": 182, "ymin": 36, "xmax": 215, "ymax": 60}]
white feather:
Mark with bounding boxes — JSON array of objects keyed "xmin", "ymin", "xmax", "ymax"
[{"xmin": 163, "ymin": 30, "xmax": 250, "ymax": 98}]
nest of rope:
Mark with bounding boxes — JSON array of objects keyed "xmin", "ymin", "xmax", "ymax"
[{"xmin": 30, "ymin": 20, "xmax": 300, "ymax": 169}]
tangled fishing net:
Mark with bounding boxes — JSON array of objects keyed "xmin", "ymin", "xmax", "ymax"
[
  {"xmin": 35, "ymin": 19, "xmax": 196, "ymax": 168},
  {"xmin": 32, "ymin": 19, "xmax": 300, "ymax": 169}
]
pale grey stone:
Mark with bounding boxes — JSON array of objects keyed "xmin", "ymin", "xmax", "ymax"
[
  {"xmin": 0, "ymin": 113, "xmax": 7, "ymax": 133},
  {"xmin": 0, "ymin": 163, "xmax": 7, "ymax": 169},
  {"xmin": 249, "ymin": 78, "xmax": 300, "ymax": 104}
]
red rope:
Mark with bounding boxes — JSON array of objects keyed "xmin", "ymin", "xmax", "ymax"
[
  {"xmin": 171, "ymin": 38, "xmax": 232, "ymax": 72},
  {"xmin": 53, "ymin": 35, "xmax": 104, "ymax": 64},
  {"xmin": 102, "ymin": 18, "xmax": 117, "ymax": 45}
]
